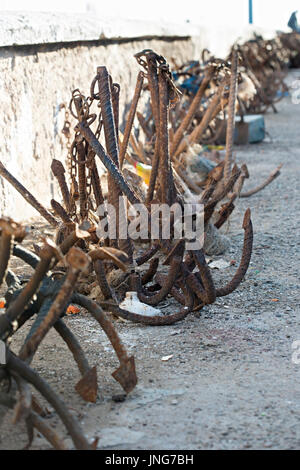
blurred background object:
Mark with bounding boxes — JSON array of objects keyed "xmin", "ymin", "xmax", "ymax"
[{"xmin": 288, "ymin": 10, "xmax": 300, "ymax": 32}]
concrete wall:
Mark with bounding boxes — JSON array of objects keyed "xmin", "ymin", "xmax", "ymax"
[{"xmin": 0, "ymin": 12, "xmax": 275, "ymax": 221}]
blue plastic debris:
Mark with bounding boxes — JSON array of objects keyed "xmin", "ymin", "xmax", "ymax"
[
  {"xmin": 180, "ymin": 77, "xmax": 200, "ymax": 94},
  {"xmin": 288, "ymin": 11, "xmax": 300, "ymax": 33},
  {"xmin": 276, "ymin": 90, "xmax": 289, "ymax": 98},
  {"xmin": 189, "ymin": 155, "xmax": 216, "ymax": 174},
  {"xmin": 235, "ymin": 115, "xmax": 265, "ymax": 143},
  {"xmin": 172, "ymin": 62, "xmax": 202, "ymax": 95}
]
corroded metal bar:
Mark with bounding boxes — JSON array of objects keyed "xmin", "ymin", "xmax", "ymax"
[
  {"xmin": 173, "ymin": 77, "xmax": 229, "ymax": 159},
  {"xmin": 199, "ymin": 162, "xmax": 225, "ymax": 204},
  {"xmin": 240, "ymin": 164, "xmax": 282, "ymax": 197},
  {"xmin": 51, "ymin": 159, "xmax": 71, "ymax": 213},
  {"xmin": 93, "ymin": 259, "xmax": 115, "ymax": 300},
  {"xmin": 158, "ymin": 67, "xmax": 172, "ymax": 205},
  {"xmin": 232, "ymin": 163, "xmax": 249, "ymax": 197},
  {"xmin": 0, "ymin": 220, "xmax": 14, "ymax": 287},
  {"xmin": 88, "ymin": 246, "xmax": 128, "ymax": 271},
  {"xmin": 204, "ymin": 165, "xmax": 241, "ymax": 224},
  {"xmin": 12, "ymin": 245, "xmax": 40, "ymax": 269},
  {"xmin": 0, "ymin": 391, "xmax": 68, "ymax": 450},
  {"xmin": 146, "ymin": 137, "xmax": 160, "ymax": 203},
  {"xmin": 0, "ymin": 161, "xmax": 58, "ymax": 228},
  {"xmin": 6, "ymin": 349, "xmax": 92, "ymax": 450},
  {"xmin": 134, "ymin": 240, "xmax": 185, "ymax": 306},
  {"xmin": 0, "ymin": 241, "xmax": 59, "ymax": 340},
  {"xmin": 90, "ymin": 164, "xmax": 105, "ymax": 207},
  {"xmin": 28, "ymin": 410, "xmax": 68, "ymax": 450},
  {"xmin": 135, "ymin": 243, "xmax": 160, "ymax": 266},
  {"xmin": 146, "ymin": 52, "xmax": 160, "ymax": 128},
  {"xmin": 137, "ymin": 111, "xmax": 153, "ymax": 141},
  {"xmin": 216, "ymin": 208, "xmax": 253, "ymax": 297},
  {"xmin": 111, "ymin": 82, "xmax": 120, "ymax": 143},
  {"xmin": 223, "ymin": 48, "xmax": 238, "ymax": 184},
  {"xmin": 170, "ymin": 65, "xmax": 214, "ymax": 157},
  {"xmin": 214, "ymin": 196, "xmax": 235, "ymax": 229},
  {"xmin": 141, "ymin": 257, "xmax": 159, "ymax": 285},
  {"xmin": 119, "ymin": 72, "xmax": 144, "ymax": 168},
  {"xmin": 192, "ymin": 249, "xmax": 216, "ymax": 304},
  {"xmin": 71, "ymin": 293, "xmax": 137, "ymax": 394},
  {"xmin": 19, "ymin": 247, "xmax": 90, "ymax": 362},
  {"xmin": 72, "ymin": 293, "xmax": 128, "ymax": 364},
  {"xmin": 143, "ymin": 52, "xmax": 161, "ymax": 203},
  {"xmin": 96, "ymin": 67, "xmax": 120, "ymax": 166},
  {"xmin": 77, "ymin": 123, "xmax": 141, "ymax": 206},
  {"xmin": 51, "ymin": 199, "xmax": 74, "ymax": 226},
  {"xmin": 129, "ymin": 134, "xmax": 149, "ymax": 164},
  {"xmin": 54, "ymin": 319, "xmax": 90, "ymax": 377},
  {"xmin": 75, "ymin": 140, "xmax": 88, "ymax": 221}
]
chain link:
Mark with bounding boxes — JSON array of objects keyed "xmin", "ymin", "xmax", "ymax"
[{"xmin": 60, "ymin": 87, "xmax": 104, "ymax": 222}]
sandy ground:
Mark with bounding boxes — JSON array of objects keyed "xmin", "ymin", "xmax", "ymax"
[{"xmin": 0, "ymin": 71, "xmax": 300, "ymax": 450}]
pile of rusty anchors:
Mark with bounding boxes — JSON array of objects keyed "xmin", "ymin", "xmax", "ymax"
[
  {"xmin": 172, "ymin": 31, "xmax": 292, "ymax": 118},
  {"xmin": 132, "ymin": 49, "xmax": 282, "ymax": 197},
  {"xmin": 0, "ymin": 217, "xmax": 137, "ymax": 450},
  {"xmin": 65, "ymin": 58, "xmax": 254, "ymax": 324}
]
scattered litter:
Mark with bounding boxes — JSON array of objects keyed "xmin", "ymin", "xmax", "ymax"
[
  {"xmin": 208, "ymin": 259, "xmax": 231, "ymax": 270},
  {"xmin": 161, "ymin": 355, "xmax": 174, "ymax": 362},
  {"xmin": 170, "ymin": 330, "xmax": 182, "ymax": 336},
  {"xmin": 66, "ymin": 305, "xmax": 81, "ymax": 315},
  {"xmin": 134, "ymin": 161, "xmax": 152, "ymax": 186},
  {"xmin": 120, "ymin": 292, "xmax": 163, "ymax": 317},
  {"xmin": 185, "ymin": 146, "xmax": 216, "ymax": 182}
]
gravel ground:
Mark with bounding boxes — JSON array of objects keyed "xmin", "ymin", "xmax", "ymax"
[{"xmin": 0, "ymin": 71, "xmax": 300, "ymax": 450}]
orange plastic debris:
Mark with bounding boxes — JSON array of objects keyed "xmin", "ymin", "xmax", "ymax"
[
  {"xmin": 0, "ymin": 300, "xmax": 5, "ymax": 309},
  {"xmin": 66, "ymin": 305, "xmax": 81, "ymax": 315}
]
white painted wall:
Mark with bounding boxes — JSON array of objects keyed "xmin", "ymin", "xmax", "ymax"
[{"xmin": 0, "ymin": 0, "xmax": 299, "ymax": 30}]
